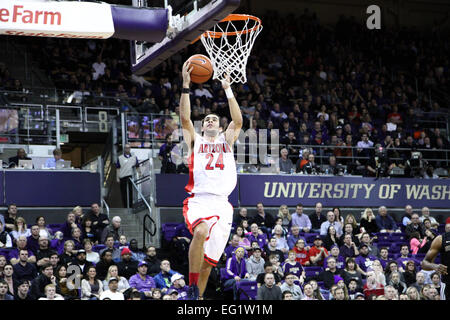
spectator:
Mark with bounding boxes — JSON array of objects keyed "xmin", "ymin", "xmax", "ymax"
[
  {"xmin": 309, "ymin": 236, "xmax": 329, "ymax": 266},
  {"xmin": 278, "ymin": 148, "xmax": 295, "ymax": 173},
  {"xmin": 10, "ymin": 217, "xmax": 31, "ymax": 245},
  {"xmin": 378, "ymin": 247, "xmax": 390, "ymax": 269},
  {"xmin": 389, "ymin": 271, "xmax": 407, "ymax": 295},
  {"xmin": 99, "ymin": 235, "xmax": 121, "ymax": 263},
  {"xmin": 359, "ymin": 232, "xmax": 378, "ymax": 258},
  {"xmin": 14, "ymin": 280, "xmax": 33, "ymax": 301},
  {"xmin": 101, "ymin": 216, "xmax": 124, "ymax": 244},
  {"xmin": 35, "ymin": 235, "xmax": 56, "ymax": 268},
  {"xmin": 59, "ymin": 240, "xmax": 77, "ymax": 266},
  {"xmin": 95, "ymin": 249, "xmax": 115, "ymax": 281},
  {"xmin": 256, "ymin": 263, "xmax": 281, "ymax": 288},
  {"xmin": 80, "ymin": 217, "xmax": 97, "ymax": 244},
  {"xmin": 116, "ymin": 144, "xmax": 139, "ymax": 208},
  {"xmin": 339, "ymin": 234, "xmax": 359, "ymax": 260},
  {"xmin": 322, "ymin": 226, "xmax": 342, "ymax": 251},
  {"xmin": 375, "ymin": 206, "xmax": 400, "ymax": 233},
  {"xmin": 26, "ymin": 225, "xmax": 40, "ymax": 254},
  {"xmin": 2, "ymin": 204, "xmax": 17, "ymax": 233},
  {"xmin": 256, "ymin": 273, "xmax": 282, "ymax": 300},
  {"xmin": 411, "ymin": 271, "xmax": 426, "ymax": 293},
  {"xmin": 359, "ymin": 208, "xmax": 379, "ymax": 234},
  {"xmin": 12, "ymin": 249, "xmax": 37, "ymax": 282},
  {"xmin": 355, "ymin": 244, "xmax": 377, "ymax": 276},
  {"xmin": 250, "ymin": 202, "xmax": 275, "ymax": 233},
  {"xmin": 282, "ymin": 250, "xmax": 305, "ymax": 279},
  {"xmin": 0, "ymin": 279, "xmax": 13, "ymax": 300},
  {"xmin": 272, "ymin": 225, "xmax": 289, "ymax": 254},
  {"xmin": 0, "ymin": 220, "xmax": 12, "ymax": 249},
  {"xmin": 324, "ymin": 245, "xmax": 346, "ymax": 270},
  {"xmin": 9, "ymin": 236, "xmax": 36, "ymax": 265},
  {"xmin": 153, "ymin": 259, "xmax": 180, "ymax": 294},
  {"xmin": 72, "ymin": 206, "xmax": 84, "ymax": 225},
  {"xmin": 320, "ymin": 211, "xmax": 343, "ymax": 238},
  {"xmin": 245, "ymin": 247, "xmax": 265, "ymax": 281},
  {"xmin": 44, "ymin": 148, "xmax": 64, "ymax": 168},
  {"xmin": 410, "ymin": 231, "xmax": 427, "ymax": 255},
  {"xmin": 167, "ymin": 274, "xmax": 189, "ymax": 300},
  {"xmin": 143, "ymin": 246, "xmax": 162, "ymax": 277},
  {"xmin": 293, "ymin": 238, "xmax": 310, "ymax": 266},
  {"xmin": 30, "ymin": 263, "xmax": 61, "ymax": 300},
  {"xmin": 402, "ymin": 205, "xmax": 414, "ymax": 226},
  {"xmin": 83, "ymin": 239, "xmax": 100, "ymax": 264},
  {"xmin": 117, "ymin": 247, "xmax": 139, "ymax": 279},
  {"xmin": 265, "ymin": 237, "xmax": 285, "ymax": 262},
  {"xmin": 102, "ymin": 264, "xmax": 130, "ymax": 294},
  {"xmin": 69, "ymin": 227, "xmax": 83, "ymax": 252},
  {"xmin": 290, "ymin": 203, "xmax": 312, "ymax": 233},
  {"xmin": 276, "ymin": 205, "xmax": 292, "ymax": 231},
  {"xmin": 316, "ymin": 257, "xmax": 342, "ymax": 290},
  {"xmin": 419, "ymin": 207, "xmax": 439, "ymax": 229},
  {"xmin": 128, "ymin": 261, "xmax": 156, "ymax": 300},
  {"xmin": 406, "ymin": 286, "xmax": 420, "ymax": 300},
  {"xmin": 86, "ymin": 203, "xmax": 110, "ymax": 241},
  {"xmin": 287, "ymin": 225, "xmax": 306, "ymax": 250},
  {"xmin": 224, "ymin": 234, "xmax": 241, "ymax": 259},
  {"xmin": 405, "ymin": 213, "xmax": 426, "ymax": 240},
  {"xmin": 38, "ymin": 283, "xmax": 64, "ymax": 300},
  {"xmin": 363, "ymin": 271, "xmax": 385, "ymax": 299},
  {"xmin": 246, "ymin": 223, "xmax": 268, "ymax": 249},
  {"xmin": 234, "ymin": 208, "xmax": 249, "ymax": 227},
  {"xmin": 301, "ymin": 282, "xmax": 317, "ymax": 300},
  {"xmin": 81, "ymin": 266, "xmax": 103, "ymax": 300},
  {"xmin": 100, "ymin": 277, "xmax": 125, "ymax": 300},
  {"xmin": 55, "ymin": 264, "xmax": 79, "ymax": 299},
  {"xmin": 308, "ymin": 202, "xmax": 326, "ymax": 233},
  {"xmin": 2, "ymin": 264, "xmax": 15, "ymax": 296},
  {"xmin": 72, "ymin": 249, "xmax": 94, "ymax": 277},
  {"xmin": 61, "ymin": 211, "xmax": 81, "ymax": 240},
  {"xmin": 159, "ymin": 133, "xmax": 177, "ymax": 174},
  {"xmin": 279, "ymin": 272, "xmax": 304, "ymax": 300},
  {"xmin": 234, "ymin": 226, "xmax": 251, "ymax": 251},
  {"xmin": 223, "ymin": 246, "xmax": 248, "ymax": 300},
  {"xmin": 35, "ymin": 216, "xmax": 52, "ymax": 240},
  {"xmin": 341, "ymin": 258, "xmax": 363, "ymax": 289}
]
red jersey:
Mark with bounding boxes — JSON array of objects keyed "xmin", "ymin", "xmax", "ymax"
[
  {"xmin": 308, "ymin": 246, "xmax": 329, "ymax": 266},
  {"xmin": 294, "ymin": 247, "xmax": 310, "ymax": 265}
]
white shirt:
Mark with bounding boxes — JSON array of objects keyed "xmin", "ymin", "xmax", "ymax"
[
  {"xmin": 194, "ymin": 88, "xmax": 213, "ymax": 99},
  {"xmin": 100, "ymin": 290, "xmax": 125, "ymax": 300}
]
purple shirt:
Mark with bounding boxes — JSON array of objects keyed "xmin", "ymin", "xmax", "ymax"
[
  {"xmin": 324, "ymin": 255, "xmax": 346, "ymax": 270},
  {"xmin": 282, "ymin": 261, "xmax": 303, "ymax": 278},
  {"xmin": 355, "ymin": 254, "xmax": 377, "ymax": 272},
  {"xmin": 128, "ymin": 274, "xmax": 156, "ymax": 293},
  {"xmin": 246, "ymin": 233, "xmax": 268, "ymax": 249}
]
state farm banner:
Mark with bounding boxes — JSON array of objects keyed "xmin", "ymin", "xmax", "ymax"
[
  {"xmin": 239, "ymin": 175, "xmax": 450, "ymax": 208},
  {"xmin": 0, "ymin": 0, "xmax": 115, "ymax": 39}
]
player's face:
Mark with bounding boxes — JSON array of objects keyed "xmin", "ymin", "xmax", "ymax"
[{"xmin": 202, "ymin": 115, "xmax": 220, "ymax": 136}]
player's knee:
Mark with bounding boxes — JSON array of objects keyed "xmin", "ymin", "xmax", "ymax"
[{"xmin": 193, "ymin": 222, "xmax": 208, "ymax": 240}]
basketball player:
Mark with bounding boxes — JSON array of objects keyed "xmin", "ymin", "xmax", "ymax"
[
  {"xmin": 421, "ymin": 231, "xmax": 449, "ymax": 299},
  {"xmin": 180, "ymin": 60, "xmax": 242, "ymax": 300}
]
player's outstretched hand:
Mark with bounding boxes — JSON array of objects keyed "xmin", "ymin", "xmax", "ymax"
[
  {"xmin": 182, "ymin": 60, "xmax": 193, "ymax": 86},
  {"xmin": 221, "ymin": 73, "xmax": 231, "ymax": 89}
]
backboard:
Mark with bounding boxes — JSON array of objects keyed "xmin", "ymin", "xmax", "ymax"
[{"xmin": 130, "ymin": 0, "xmax": 240, "ymax": 75}]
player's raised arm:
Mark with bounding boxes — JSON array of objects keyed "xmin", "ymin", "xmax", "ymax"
[
  {"xmin": 223, "ymin": 74, "xmax": 243, "ymax": 146},
  {"xmin": 180, "ymin": 60, "xmax": 196, "ymax": 148}
]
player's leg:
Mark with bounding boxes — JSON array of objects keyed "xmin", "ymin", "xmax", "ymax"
[
  {"xmin": 197, "ymin": 259, "xmax": 213, "ymax": 299},
  {"xmin": 187, "ymin": 221, "xmax": 209, "ymax": 299}
]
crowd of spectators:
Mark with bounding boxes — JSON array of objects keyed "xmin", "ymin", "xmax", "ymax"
[
  {"xmin": 211, "ymin": 201, "xmax": 450, "ymax": 300},
  {"xmin": 0, "ymin": 10, "xmax": 450, "ymax": 175},
  {"xmin": 0, "ymin": 203, "xmax": 186, "ymax": 300}
]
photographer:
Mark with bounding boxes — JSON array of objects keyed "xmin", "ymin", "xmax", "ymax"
[
  {"xmin": 303, "ymin": 154, "xmax": 320, "ymax": 175},
  {"xmin": 324, "ymin": 155, "xmax": 347, "ymax": 176},
  {"xmin": 158, "ymin": 133, "xmax": 177, "ymax": 174},
  {"xmin": 365, "ymin": 144, "xmax": 391, "ymax": 178}
]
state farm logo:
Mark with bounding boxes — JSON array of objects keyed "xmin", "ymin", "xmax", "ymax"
[{"xmin": 0, "ymin": 5, "xmax": 62, "ymax": 25}]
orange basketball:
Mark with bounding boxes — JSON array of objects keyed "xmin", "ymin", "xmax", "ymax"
[{"xmin": 187, "ymin": 54, "xmax": 213, "ymax": 84}]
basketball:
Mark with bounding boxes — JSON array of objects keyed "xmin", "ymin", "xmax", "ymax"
[{"xmin": 187, "ymin": 54, "xmax": 213, "ymax": 84}]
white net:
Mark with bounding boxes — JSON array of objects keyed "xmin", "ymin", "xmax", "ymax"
[{"xmin": 200, "ymin": 15, "xmax": 262, "ymax": 84}]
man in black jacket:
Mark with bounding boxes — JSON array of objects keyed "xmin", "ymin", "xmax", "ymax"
[
  {"xmin": 8, "ymin": 148, "xmax": 31, "ymax": 168},
  {"xmin": 250, "ymin": 202, "xmax": 275, "ymax": 234},
  {"xmin": 144, "ymin": 246, "xmax": 161, "ymax": 277},
  {"xmin": 405, "ymin": 213, "xmax": 426, "ymax": 240},
  {"xmin": 117, "ymin": 247, "xmax": 138, "ymax": 279},
  {"xmin": 30, "ymin": 263, "xmax": 61, "ymax": 300},
  {"xmin": 86, "ymin": 203, "xmax": 109, "ymax": 242}
]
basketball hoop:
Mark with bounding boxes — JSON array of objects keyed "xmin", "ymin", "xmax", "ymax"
[{"xmin": 199, "ymin": 14, "xmax": 262, "ymax": 84}]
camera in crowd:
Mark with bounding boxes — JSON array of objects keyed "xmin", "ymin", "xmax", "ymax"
[
  {"xmin": 374, "ymin": 145, "xmax": 389, "ymax": 178},
  {"xmin": 405, "ymin": 150, "xmax": 427, "ymax": 178}
]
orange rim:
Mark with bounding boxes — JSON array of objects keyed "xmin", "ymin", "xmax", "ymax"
[{"xmin": 191, "ymin": 14, "xmax": 262, "ymax": 44}]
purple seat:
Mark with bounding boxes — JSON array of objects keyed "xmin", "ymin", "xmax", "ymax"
[
  {"xmin": 219, "ymin": 268, "xmax": 233, "ymax": 292},
  {"xmin": 161, "ymin": 223, "xmax": 180, "ymax": 242},
  {"xmin": 317, "ymin": 281, "xmax": 325, "ymax": 289},
  {"xmin": 92, "ymin": 244, "xmax": 106, "ymax": 252},
  {"xmin": 305, "ymin": 233, "xmax": 320, "ymax": 243},
  {"xmin": 389, "ymin": 233, "xmax": 406, "ymax": 242},
  {"xmin": 375, "ymin": 233, "xmax": 390, "ymax": 242},
  {"xmin": 236, "ymin": 281, "xmax": 258, "ymax": 300}
]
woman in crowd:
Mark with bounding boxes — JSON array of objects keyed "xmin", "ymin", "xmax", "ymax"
[
  {"xmin": 403, "ymin": 260, "xmax": 418, "ymax": 287},
  {"xmin": 10, "ymin": 217, "xmax": 31, "ymax": 244},
  {"xmin": 81, "ymin": 216, "xmax": 97, "ymax": 244},
  {"xmin": 56, "ymin": 264, "xmax": 79, "ymax": 299},
  {"xmin": 323, "ymin": 225, "xmax": 342, "ymax": 250},
  {"xmin": 406, "ymin": 286, "xmax": 421, "ymax": 300},
  {"xmin": 102, "ymin": 265, "xmax": 130, "ymax": 293},
  {"xmin": 359, "ymin": 208, "xmax": 379, "ymax": 234},
  {"xmin": 81, "ymin": 266, "xmax": 103, "ymax": 300},
  {"xmin": 277, "ymin": 205, "xmax": 292, "ymax": 231},
  {"xmin": 234, "ymin": 225, "xmax": 252, "ymax": 251},
  {"xmin": 35, "ymin": 216, "xmax": 52, "ymax": 239},
  {"xmin": 343, "ymin": 214, "xmax": 359, "ymax": 235},
  {"xmin": 83, "ymin": 239, "xmax": 100, "ymax": 264},
  {"xmin": 341, "ymin": 257, "xmax": 363, "ymax": 289},
  {"xmin": 332, "ymin": 208, "xmax": 344, "ymax": 229},
  {"xmin": 409, "ymin": 231, "xmax": 427, "ymax": 255}
]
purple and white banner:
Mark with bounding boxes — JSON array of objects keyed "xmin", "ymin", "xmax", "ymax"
[
  {"xmin": 0, "ymin": 0, "xmax": 167, "ymax": 42},
  {"xmin": 156, "ymin": 174, "xmax": 450, "ymax": 208}
]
